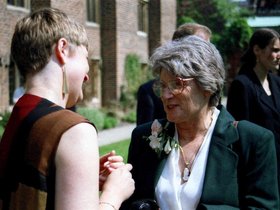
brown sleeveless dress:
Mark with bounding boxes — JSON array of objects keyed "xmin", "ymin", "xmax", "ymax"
[{"xmin": 0, "ymin": 94, "xmax": 95, "ymax": 210}]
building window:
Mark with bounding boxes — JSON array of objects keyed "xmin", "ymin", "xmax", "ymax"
[
  {"xmin": 7, "ymin": 0, "xmax": 30, "ymax": 9},
  {"xmin": 138, "ymin": 0, "xmax": 149, "ymax": 33},
  {"xmin": 87, "ymin": 0, "xmax": 100, "ymax": 24},
  {"xmin": 9, "ymin": 59, "xmax": 25, "ymax": 105}
]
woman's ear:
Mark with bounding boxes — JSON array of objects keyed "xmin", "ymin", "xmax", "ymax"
[
  {"xmin": 253, "ymin": 45, "xmax": 261, "ymax": 56},
  {"xmin": 55, "ymin": 38, "xmax": 68, "ymax": 65}
]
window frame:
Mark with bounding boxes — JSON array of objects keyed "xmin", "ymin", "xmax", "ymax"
[
  {"xmin": 86, "ymin": 0, "xmax": 100, "ymax": 24},
  {"xmin": 7, "ymin": 0, "xmax": 30, "ymax": 9},
  {"xmin": 138, "ymin": 0, "xmax": 149, "ymax": 33}
]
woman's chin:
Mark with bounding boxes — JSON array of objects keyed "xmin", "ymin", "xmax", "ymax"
[{"xmin": 166, "ymin": 113, "xmax": 177, "ymax": 123}]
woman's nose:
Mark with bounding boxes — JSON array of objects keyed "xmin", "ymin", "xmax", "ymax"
[{"xmin": 161, "ymin": 87, "xmax": 173, "ymax": 99}]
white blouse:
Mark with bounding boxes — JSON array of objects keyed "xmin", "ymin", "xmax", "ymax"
[{"xmin": 155, "ymin": 108, "xmax": 220, "ymax": 210}]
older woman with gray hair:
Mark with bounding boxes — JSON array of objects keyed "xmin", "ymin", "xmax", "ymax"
[{"xmin": 121, "ymin": 36, "xmax": 279, "ymax": 210}]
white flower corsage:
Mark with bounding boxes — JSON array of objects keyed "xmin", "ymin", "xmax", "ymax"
[{"xmin": 146, "ymin": 119, "xmax": 177, "ymax": 157}]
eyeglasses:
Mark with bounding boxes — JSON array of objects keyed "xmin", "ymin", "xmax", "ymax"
[{"xmin": 152, "ymin": 77, "xmax": 194, "ymax": 97}]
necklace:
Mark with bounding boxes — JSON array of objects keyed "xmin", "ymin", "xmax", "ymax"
[
  {"xmin": 179, "ymin": 109, "xmax": 214, "ymax": 182},
  {"xmin": 179, "ymin": 141, "xmax": 203, "ymax": 182}
]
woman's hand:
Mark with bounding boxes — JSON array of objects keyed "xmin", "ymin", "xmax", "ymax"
[
  {"xmin": 99, "ymin": 150, "xmax": 125, "ymax": 190},
  {"xmin": 100, "ymin": 164, "xmax": 135, "ymax": 209}
]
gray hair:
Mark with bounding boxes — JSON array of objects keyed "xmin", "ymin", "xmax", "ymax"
[{"xmin": 150, "ymin": 35, "xmax": 225, "ymax": 107}]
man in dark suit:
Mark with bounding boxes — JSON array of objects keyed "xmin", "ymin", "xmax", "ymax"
[{"xmin": 136, "ymin": 79, "xmax": 166, "ymax": 125}]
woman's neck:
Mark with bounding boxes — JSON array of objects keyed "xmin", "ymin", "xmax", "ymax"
[
  {"xmin": 25, "ymin": 73, "xmax": 67, "ymax": 108},
  {"xmin": 254, "ymin": 65, "xmax": 271, "ymax": 95},
  {"xmin": 177, "ymin": 107, "xmax": 214, "ymax": 145},
  {"xmin": 254, "ymin": 64, "xmax": 268, "ymax": 83}
]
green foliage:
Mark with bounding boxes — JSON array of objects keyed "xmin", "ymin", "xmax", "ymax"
[
  {"xmin": 178, "ymin": 16, "xmax": 195, "ymax": 26},
  {"xmin": 124, "ymin": 54, "xmax": 143, "ymax": 94},
  {"xmin": 122, "ymin": 111, "xmax": 136, "ymax": 123},
  {"xmin": 0, "ymin": 112, "xmax": 11, "ymax": 128},
  {"xmin": 99, "ymin": 139, "xmax": 130, "ymax": 163},
  {"xmin": 0, "ymin": 112, "xmax": 11, "ymax": 137},
  {"xmin": 77, "ymin": 107, "xmax": 125, "ymax": 130},
  {"xmin": 178, "ymin": 0, "xmax": 234, "ymax": 31},
  {"xmin": 177, "ymin": 0, "xmax": 252, "ymax": 52},
  {"xmin": 121, "ymin": 54, "xmax": 149, "ymax": 112},
  {"xmin": 103, "ymin": 116, "xmax": 119, "ymax": 129},
  {"xmin": 120, "ymin": 87, "xmax": 136, "ymax": 112},
  {"xmin": 77, "ymin": 107, "xmax": 105, "ymax": 130},
  {"xmin": 0, "ymin": 126, "xmax": 4, "ymax": 138},
  {"xmin": 219, "ymin": 18, "xmax": 253, "ymax": 56}
]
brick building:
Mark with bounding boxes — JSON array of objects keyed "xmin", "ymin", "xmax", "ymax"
[{"xmin": 0, "ymin": 0, "xmax": 176, "ymax": 112}]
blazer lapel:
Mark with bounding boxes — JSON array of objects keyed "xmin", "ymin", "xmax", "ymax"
[
  {"xmin": 153, "ymin": 108, "xmax": 241, "ymax": 202},
  {"xmin": 154, "ymin": 120, "xmax": 175, "ymax": 188},
  {"xmin": 200, "ymin": 106, "xmax": 240, "ymax": 203},
  {"xmin": 154, "ymin": 157, "xmax": 168, "ymax": 188},
  {"xmin": 253, "ymin": 73, "xmax": 280, "ymax": 117},
  {"xmin": 268, "ymin": 74, "xmax": 280, "ymax": 116}
]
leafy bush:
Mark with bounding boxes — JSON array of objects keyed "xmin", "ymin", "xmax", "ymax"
[
  {"xmin": 77, "ymin": 107, "xmax": 105, "ymax": 130},
  {"xmin": 0, "ymin": 112, "xmax": 11, "ymax": 137},
  {"xmin": 177, "ymin": 0, "xmax": 253, "ymax": 54},
  {"xmin": 124, "ymin": 54, "xmax": 143, "ymax": 95},
  {"xmin": 103, "ymin": 116, "xmax": 119, "ymax": 129},
  {"xmin": 0, "ymin": 112, "xmax": 11, "ymax": 128},
  {"xmin": 0, "ymin": 112, "xmax": 11, "ymax": 138},
  {"xmin": 77, "ymin": 107, "xmax": 125, "ymax": 130},
  {"xmin": 0, "ymin": 126, "xmax": 4, "ymax": 138},
  {"xmin": 121, "ymin": 54, "xmax": 152, "ymax": 112},
  {"xmin": 122, "ymin": 111, "xmax": 136, "ymax": 123},
  {"xmin": 219, "ymin": 18, "xmax": 252, "ymax": 56}
]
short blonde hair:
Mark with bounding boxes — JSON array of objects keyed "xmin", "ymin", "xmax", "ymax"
[
  {"xmin": 11, "ymin": 7, "xmax": 88, "ymax": 78},
  {"xmin": 172, "ymin": 23, "xmax": 212, "ymax": 41}
]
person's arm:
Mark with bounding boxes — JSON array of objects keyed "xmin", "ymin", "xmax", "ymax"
[{"xmin": 55, "ymin": 123, "xmax": 134, "ymax": 210}]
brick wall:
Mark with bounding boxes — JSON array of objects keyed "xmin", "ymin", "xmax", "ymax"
[
  {"xmin": 149, "ymin": 0, "xmax": 176, "ymax": 56},
  {"xmin": 160, "ymin": 0, "xmax": 177, "ymax": 43},
  {"xmin": 0, "ymin": 0, "xmax": 176, "ymax": 111},
  {"xmin": 100, "ymin": 0, "xmax": 117, "ymax": 107},
  {"xmin": 101, "ymin": 0, "xmax": 177, "ymax": 107},
  {"xmin": 0, "ymin": 1, "xmax": 30, "ymax": 112},
  {"xmin": 0, "ymin": 0, "xmax": 101, "ymax": 111}
]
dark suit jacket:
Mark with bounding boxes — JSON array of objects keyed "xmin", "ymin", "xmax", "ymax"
[
  {"xmin": 136, "ymin": 79, "xmax": 166, "ymax": 125},
  {"xmin": 227, "ymin": 70, "xmax": 280, "ymax": 193},
  {"xmin": 121, "ymin": 106, "xmax": 279, "ymax": 210}
]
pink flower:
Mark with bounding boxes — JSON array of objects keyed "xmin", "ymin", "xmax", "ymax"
[
  {"xmin": 146, "ymin": 119, "xmax": 176, "ymax": 157},
  {"xmin": 151, "ymin": 119, "xmax": 162, "ymax": 136}
]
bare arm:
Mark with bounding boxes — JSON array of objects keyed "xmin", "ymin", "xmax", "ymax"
[
  {"xmin": 55, "ymin": 123, "xmax": 99, "ymax": 210},
  {"xmin": 55, "ymin": 123, "xmax": 134, "ymax": 210}
]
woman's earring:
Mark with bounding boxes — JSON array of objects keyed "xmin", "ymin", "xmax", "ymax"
[{"xmin": 62, "ymin": 66, "xmax": 69, "ymax": 95}]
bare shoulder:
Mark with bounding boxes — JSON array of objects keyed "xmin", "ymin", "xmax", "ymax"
[{"xmin": 55, "ymin": 122, "xmax": 99, "ymax": 165}]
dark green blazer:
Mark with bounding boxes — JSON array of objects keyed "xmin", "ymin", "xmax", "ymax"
[{"xmin": 121, "ymin": 106, "xmax": 279, "ymax": 210}]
